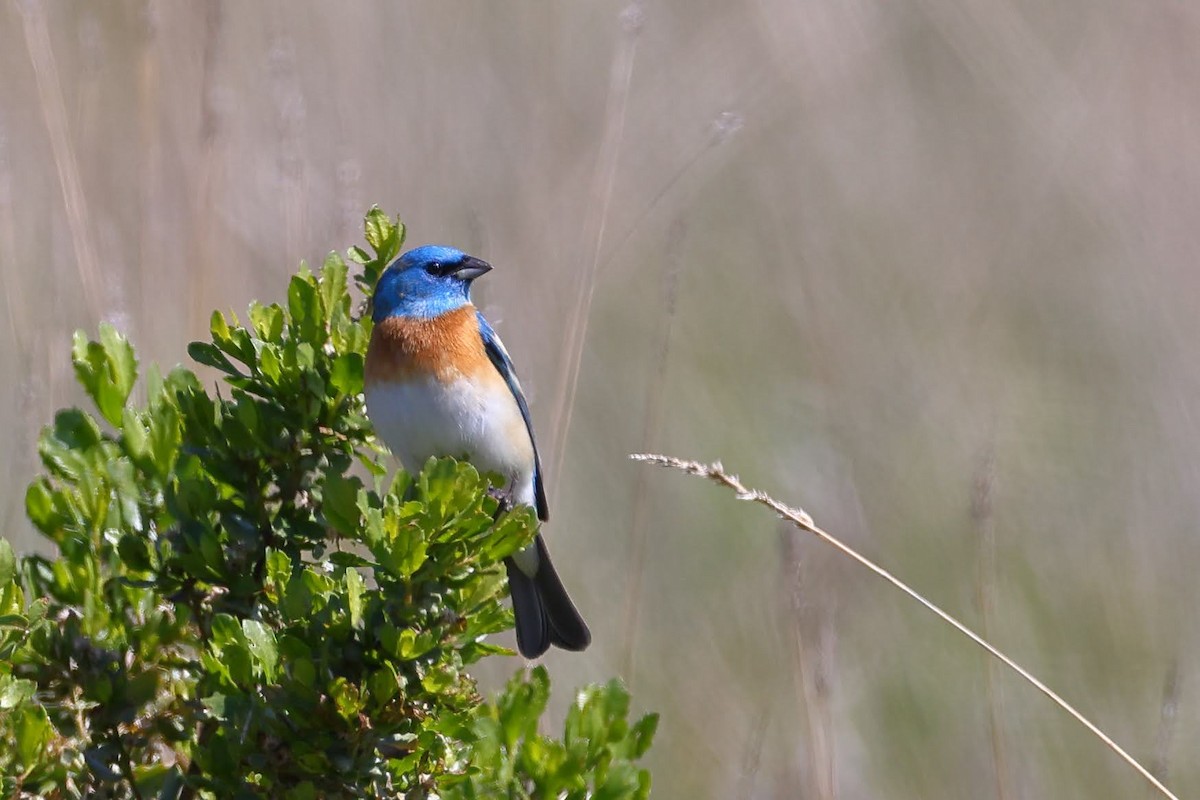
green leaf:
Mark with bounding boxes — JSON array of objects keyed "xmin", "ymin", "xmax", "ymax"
[
  {"xmin": 101, "ymin": 323, "xmax": 138, "ymax": 395},
  {"xmin": 233, "ymin": 394, "xmax": 261, "ymax": 442},
  {"xmin": 329, "ymin": 353, "xmax": 363, "ymax": 396},
  {"xmin": 210, "ymin": 614, "xmax": 253, "ymax": 687},
  {"xmin": 71, "ymin": 324, "xmax": 139, "ymax": 426},
  {"xmin": 0, "ymin": 675, "xmax": 36, "ymax": 709},
  {"xmin": 258, "ymin": 344, "xmax": 282, "ymax": 383},
  {"xmin": 117, "ymin": 534, "xmax": 152, "ymax": 572},
  {"xmin": 369, "ymin": 664, "xmax": 399, "ymax": 707},
  {"xmin": 209, "ymin": 613, "xmax": 241, "ymax": 645},
  {"xmin": 357, "ymin": 209, "xmax": 405, "ymax": 297},
  {"xmin": 397, "ymin": 536, "xmax": 428, "ymax": 578},
  {"xmin": 50, "ymin": 407, "xmax": 102, "ymax": 451},
  {"xmin": 147, "ymin": 399, "xmax": 182, "ymax": 476},
  {"xmin": 319, "ymin": 252, "xmax": 349, "ymax": 319},
  {"xmin": 345, "ymin": 567, "xmax": 365, "ymax": 628},
  {"xmin": 280, "ymin": 569, "xmax": 313, "ymax": 621},
  {"xmin": 210, "ymin": 309, "xmax": 232, "ymax": 342},
  {"xmin": 330, "ymin": 676, "xmax": 364, "ymax": 721},
  {"xmin": 323, "ymin": 474, "xmax": 363, "ymax": 535},
  {"xmin": 109, "ymin": 457, "xmax": 143, "ymax": 533},
  {"xmin": 363, "ymin": 207, "xmax": 404, "ymax": 264},
  {"xmin": 420, "ymin": 664, "xmax": 457, "ymax": 694},
  {"xmin": 288, "ymin": 273, "xmax": 324, "ymax": 345},
  {"xmin": 394, "ymin": 627, "xmax": 436, "ymax": 660},
  {"xmin": 187, "ymin": 341, "xmax": 241, "ymax": 376},
  {"xmin": 24, "ymin": 478, "xmax": 57, "ymax": 533},
  {"xmin": 326, "ymin": 550, "xmax": 370, "ymax": 570},
  {"xmin": 291, "ymin": 657, "xmax": 316, "ymax": 688},
  {"xmin": 36, "ymin": 410, "xmax": 102, "ymax": 493},
  {"xmin": 265, "ymin": 549, "xmax": 292, "ymax": 592},
  {"xmin": 627, "ymin": 714, "xmax": 659, "ymax": 759},
  {"xmin": 14, "ymin": 705, "xmax": 54, "ymax": 766},
  {"xmin": 242, "ymin": 620, "xmax": 278, "ymax": 681},
  {"xmin": 201, "ymin": 693, "xmax": 227, "ymax": 717},
  {"xmin": 593, "ymin": 764, "xmax": 645, "ymax": 800},
  {"xmin": 121, "ymin": 406, "xmax": 150, "ymax": 464},
  {"xmin": 209, "ymin": 324, "xmax": 257, "ymax": 369},
  {"xmin": 0, "ymin": 542, "xmax": 14, "ymax": 585},
  {"xmin": 124, "ymin": 669, "xmax": 161, "ymax": 707},
  {"xmin": 247, "ymin": 302, "xmax": 285, "ymax": 342}
]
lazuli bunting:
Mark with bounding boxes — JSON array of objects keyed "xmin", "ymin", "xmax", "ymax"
[{"xmin": 364, "ymin": 245, "xmax": 591, "ymax": 658}]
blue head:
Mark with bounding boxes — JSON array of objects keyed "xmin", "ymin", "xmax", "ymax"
[{"xmin": 371, "ymin": 245, "xmax": 492, "ymax": 322}]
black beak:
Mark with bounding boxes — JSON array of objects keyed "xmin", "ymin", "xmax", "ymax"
[{"xmin": 451, "ymin": 256, "xmax": 492, "ymax": 281}]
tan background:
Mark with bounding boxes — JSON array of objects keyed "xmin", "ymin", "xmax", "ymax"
[{"xmin": 3, "ymin": 1, "xmax": 1199, "ymax": 797}]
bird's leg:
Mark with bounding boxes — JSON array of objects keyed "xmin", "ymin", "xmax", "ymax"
[{"xmin": 486, "ymin": 484, "xmax": 515, "ymax": 520}]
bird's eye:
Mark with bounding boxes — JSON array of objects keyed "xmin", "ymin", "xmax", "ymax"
[{"xmin": 428, "ymin": 260, "xmax": 461, "ymax": 277}]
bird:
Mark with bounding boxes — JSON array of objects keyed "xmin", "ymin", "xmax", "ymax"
[{"xmin": 363, "ymin": 244, "xmax": 591, "ymax": 659}]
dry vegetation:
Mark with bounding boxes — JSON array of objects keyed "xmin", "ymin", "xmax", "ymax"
[{"xmin": 2, "ymin": 2, "xmax": 1199, "ymax": 797}]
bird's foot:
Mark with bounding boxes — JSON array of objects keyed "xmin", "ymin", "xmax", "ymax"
[{"xmin": 486, "ymin": 485, "xmax": 515, "ymax": 518}]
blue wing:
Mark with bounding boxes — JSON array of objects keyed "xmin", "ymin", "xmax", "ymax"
[{"xmin": 476, "ymin": 311, "xmax": 550, "ymax": 521}]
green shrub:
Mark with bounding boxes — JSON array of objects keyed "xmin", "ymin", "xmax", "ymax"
[{"xmin": 0, "ymin": 210, "xmax": 656, "ymax": 799}]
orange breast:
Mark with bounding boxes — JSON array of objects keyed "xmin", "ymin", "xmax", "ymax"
[{"xmin": 366, "ymin": 305, "xmax": 493, "ymax": 383}]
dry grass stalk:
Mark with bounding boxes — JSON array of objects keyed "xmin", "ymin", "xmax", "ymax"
[
  {"xmin": 1148, "ymin": 662, "xmax": 1180, "ymax": 798},
  {"xmin": 547, "ymin": 1, "xmax": 645, "ymax": 492},
  {"xmin": 619, "ymin": 218, "xmax": 685, "ymax": 680},
  {"xmin": 780, "ymin": 525, "xmax": 837, "ymax": 799},
  {"xmin": 972, "ymin": 445, "xmax": 1011, "ymax": 800},
  {"xmin": 631, "ymin": 453, "xmax": 1180, "ymax": 800},
  {"xmin": 17, "ymin": 0, "xmax": 103, "ymax": 319}
]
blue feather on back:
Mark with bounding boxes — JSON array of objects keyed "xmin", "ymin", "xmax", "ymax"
[{"xmin": 476, "ymin": 312, "xmax": 550, "ymax": 521}]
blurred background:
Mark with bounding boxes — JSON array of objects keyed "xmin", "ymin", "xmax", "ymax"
[{"xmin": 3, "ymin": 1, "xmax": 1199, "ymax": 796}]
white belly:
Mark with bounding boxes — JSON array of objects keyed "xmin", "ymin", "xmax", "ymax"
[{"xmin": 365, "ymin": 375, "xmax": 537, "ymax": 505}]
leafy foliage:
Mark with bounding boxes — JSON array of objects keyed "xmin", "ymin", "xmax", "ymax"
[
  {"xmin": 448, "ymin": 667, "xmax": 658, "ymax": 799},
  {"xmin": 0, "ymin": 209, "xmax": 656, "ymax": 799}
]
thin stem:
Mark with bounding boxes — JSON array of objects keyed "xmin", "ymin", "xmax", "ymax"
[
  {"xmin": 736, "ymin": 707, "xmax": 770, "ymax": 797},
  {"xmin": 547, "ymin": 2, "xmax": 645, "ymax": 492},
  {"xmin": 17, "ymin": 0, "xmax": 103, "ymax": 319},
  {"xmin": 972, "ymin": 445, "xmax": 1011, "ymax": 800},
  {"xmin": 631, "ymin": 453, "xmax": 1181, "ymax": 800},
  {"xmin": 620, "ymin": 219, "xmax": 685, "ymax": 680},
  {"xmin": 780, "ymin": 526, "xmax": 836, "ymax": 799},
  {"xmin": 0, "ymin": 119, "xmax": 19, "ymax": 346},
  {"xmin": 1148, "ymin": 662, "xmax": 1180, "ymax": 798},
  {"xmin": 188, "ymin": 0, "xmax": 225, "ymax": 334}
]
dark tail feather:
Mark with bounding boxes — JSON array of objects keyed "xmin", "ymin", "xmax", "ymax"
[{"xmin": 505, "ymin": 534, "xmax": 591, "ymax": 659}]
